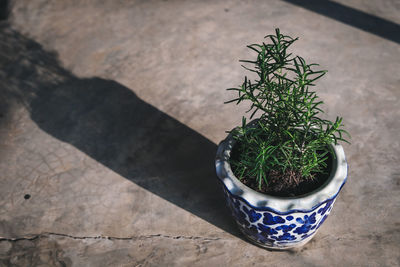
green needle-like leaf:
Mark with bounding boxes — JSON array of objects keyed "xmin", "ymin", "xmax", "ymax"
[{"xmin": 225, "ymin": 28, "xmax": 350, "ymax": 190}]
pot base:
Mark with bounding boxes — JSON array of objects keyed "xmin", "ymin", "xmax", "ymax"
[{"xmin": 238, "ymin": 224, "xmax": 317, "ymax": 250}]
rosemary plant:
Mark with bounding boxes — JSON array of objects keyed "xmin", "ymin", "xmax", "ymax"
[{"xmin": 226, "ymin": 29, "xmax": 349, "ymax": 192}]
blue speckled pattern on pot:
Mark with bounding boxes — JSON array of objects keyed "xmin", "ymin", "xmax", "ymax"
[
  {"xmin": 215, "ymin": 127, "xmax": 348, "ymax": 249},
  {"xmin": 222, "ymin": 184, "xmax": 336, "ymax": 248}
]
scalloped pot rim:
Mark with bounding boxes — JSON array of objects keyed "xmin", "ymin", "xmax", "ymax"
[{"xmin": 215, "ymin": 130, "xmax": 348, "ymax": 214}]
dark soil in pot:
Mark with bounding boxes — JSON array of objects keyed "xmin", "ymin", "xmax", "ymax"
[{"xmin": 229, "ymin": 143, "xmax": 333, "ymax": 198}]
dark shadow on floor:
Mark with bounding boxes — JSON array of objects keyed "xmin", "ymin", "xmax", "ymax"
[
  {"xmin": 0, "ymin": 23, "xmax": 243, "ymax": 240},
  {"xmin": 283, "ymin": 0, "xmax": 400, "ymax": 44},
  {"xmin": 0, "ymin": 0, "xmax": 8, "ymax": 21}
]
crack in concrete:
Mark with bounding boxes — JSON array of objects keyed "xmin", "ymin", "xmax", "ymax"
[{"xmin": 0, "ymin": 232, "xmax": 221, "ymax": 242}]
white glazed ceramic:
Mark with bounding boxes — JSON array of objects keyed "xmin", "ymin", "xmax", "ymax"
[{"xmin": 215, "ymin": 129, "xmax": 348, "ymax": 249}]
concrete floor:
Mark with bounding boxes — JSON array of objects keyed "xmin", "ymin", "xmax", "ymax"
[{"xmin": 0, "ymin": 0, "xmax": 399, "ymax": 266}]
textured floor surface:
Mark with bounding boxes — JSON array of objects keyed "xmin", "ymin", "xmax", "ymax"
[{"xmin": 0, "ymin": 0, "xmax": 399, "ymax": 266}]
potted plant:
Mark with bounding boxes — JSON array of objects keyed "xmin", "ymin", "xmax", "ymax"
[{"xmin": 215, "ymin": 29, "xmax": 350, "ymax": 249}]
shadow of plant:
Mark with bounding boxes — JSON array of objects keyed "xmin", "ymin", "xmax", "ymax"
[{"xmin": 0, "ymin": 22, "xmax": 241, "ymax": 239}]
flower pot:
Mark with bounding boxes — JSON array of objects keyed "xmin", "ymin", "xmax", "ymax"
[{"xmin": 215, "ymin": 129, "xmax": 348, "ymax": 250}]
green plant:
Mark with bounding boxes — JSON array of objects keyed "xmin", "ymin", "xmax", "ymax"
[{"xmin": 226, "ymin": 29, "xmax": 349, "ymax": 192}]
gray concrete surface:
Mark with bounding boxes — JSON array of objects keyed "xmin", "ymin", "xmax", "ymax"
[{"xmin": 0, "ymin": 0, "xmax": 399, "ymax": 266}]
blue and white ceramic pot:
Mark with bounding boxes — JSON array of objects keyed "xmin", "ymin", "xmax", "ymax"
[{"xmin": 215, "ymin": 129, "xmax": 348, "ymax": 250}]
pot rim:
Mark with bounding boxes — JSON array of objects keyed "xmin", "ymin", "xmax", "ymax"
[{"xmin": 215, "ymin": 128, "xmax": 348, "ymax": 214}]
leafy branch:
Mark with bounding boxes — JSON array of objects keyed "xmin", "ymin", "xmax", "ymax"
[{"xmin": 227, "ymin": 29, "xmax": 350, "ymax": 191}]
